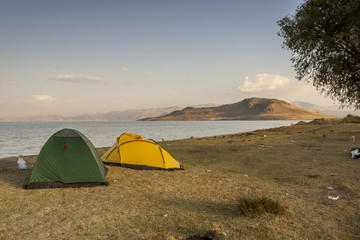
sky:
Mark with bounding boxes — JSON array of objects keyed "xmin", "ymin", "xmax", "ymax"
[{"xmin": 0, "ymin": 0, "xmax": 346, "ymax": 117}]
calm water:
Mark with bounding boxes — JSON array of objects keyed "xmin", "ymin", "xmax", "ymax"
[{"xmin": 0, "ymin": 120, "xmax": 301, "ymax": 158}]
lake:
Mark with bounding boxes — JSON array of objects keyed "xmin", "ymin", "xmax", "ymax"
[{"xmin": 0, "ymin": 120, "xmax": 302, "ymax": 158}]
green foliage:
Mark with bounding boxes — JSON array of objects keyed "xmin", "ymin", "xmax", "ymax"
[
  {"xmin": 237, "ymin": 196, "xmax": 286, "ymax": 217},
  {"xmin": 343, "ymin": 114, "xmax": 360, "ymax": 123},
  {"xmin": 278, "ymin": 0, "xmax": 360, "ymax": 109}
]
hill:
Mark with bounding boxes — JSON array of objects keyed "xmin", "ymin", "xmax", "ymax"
[
  {"xmin": 0, "ymin": 104, "xmax": 221, "ymax": 122},
  {"xmin": 291, "ymin": 101, "xmax": 359, "ymax": 117},
  {"xmin": 0, "ymin": 107, "xmax": 181, "ymax": 122},
  {"xmin": 138, "ymin": 98, "xmax": 340, "ymax": 121}
]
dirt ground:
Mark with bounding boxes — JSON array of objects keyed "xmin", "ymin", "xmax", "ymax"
[{"xmin": 0, "ymin": 155, "xmax": 37, "ymax": 169}]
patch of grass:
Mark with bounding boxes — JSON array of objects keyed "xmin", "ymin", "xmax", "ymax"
[
  {"xmin": 342, "ymin": 114, "xmax": 360, "ymax": 123},
  {"xmin": 237, "ymin": 196, "xmax": 286, "ymax": 217}
]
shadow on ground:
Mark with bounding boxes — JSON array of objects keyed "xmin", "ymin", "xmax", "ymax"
[{"xmin": 165, "ymin": 197, "xmax": 238, "ymax": 218}]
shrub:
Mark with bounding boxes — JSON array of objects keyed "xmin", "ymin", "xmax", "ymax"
[
  {"xmin": 342, "ymin": 114, "xmax": 360, "ymax": 123},
  {"xmin": 237, "ymin": 196, "xmax": 286, "ymax": 217}
]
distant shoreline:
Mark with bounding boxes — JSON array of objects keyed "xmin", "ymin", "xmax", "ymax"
[
  {"xmin": 0, "ymin": 120, "xmax": 308, "ymax": 159},
  {"xmin": 2, "ymin": 116, "xmax": 358, "ymax": 161}
]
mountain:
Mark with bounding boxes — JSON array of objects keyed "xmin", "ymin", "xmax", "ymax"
[
  {"xmin": 290, "ymin": 101, "xmax": 325, "ymax": 112},
  {"xmin": 0, "ymin": 99, "xmax": 345, "ymax": 122},
  {"xmin": 138, "ymin": 98, "xmax": 340, "ymax": 121},
  {"xmin": 66, "ymin": 107, "xmax": 181, "ymax": 121},
  {"xmin": 0, "ymin": 114, "xmax": 67, "ymax": 122},
  {"xmin": 0, "ymin": 107, "xmax": 181, "ymax": 122},
  {"xmin": 291, "ymin": 101, "xmax": 358, "ymax": 117}
]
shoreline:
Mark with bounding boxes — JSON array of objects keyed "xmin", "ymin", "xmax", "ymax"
[
  {"xmin": 0, "ymin": 119, "xmax": 305, "ymax": 161},
  {"xmin": 1, "ymin": 116, "xmax": 356, "ymax": 169}
]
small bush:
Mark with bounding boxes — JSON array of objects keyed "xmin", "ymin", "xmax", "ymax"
[
  {"xmin": 309, "ymin": 118, "xmax": 333, "ymax": 125},
  {"xmin": 342, "ymin": 114, "xmax": 360, "ymax": 123},
  {"xmin": 237, "ymin": 196, "xmax": 286, "ymax": 217}
]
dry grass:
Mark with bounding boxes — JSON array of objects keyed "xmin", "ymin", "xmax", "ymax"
[
  {"xmin": 237, "ymin": 196, "xmax": 286, "ymax": 217},
  {"xmin": 1, "ymin": 120, "xmax": 360, "ymax": 239}
]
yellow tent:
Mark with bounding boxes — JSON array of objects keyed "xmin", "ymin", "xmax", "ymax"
[{"xmin": 101, "ymin": 133, "xmax": 184, "ymax": 170}]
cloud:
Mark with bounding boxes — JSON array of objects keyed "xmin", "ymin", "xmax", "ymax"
[
  {"xmin": 235, "ymin": 73, "xmax": 336, "ymax": 106},
  {"xmin": 237, "ymin": 73, "xmax": 291, "ymax": 92},
  {"xmin": 31, "ymin": 95, "xmax": 56, "ymax": 104},
  {"xmin": 120, "ymin": 67, "xmax": 130, "ymax": 71},
  {"xmin": 50, "ymin": 74, "xmax": 116, "ymax": 85},
  {"xmin": 144, "ymin": 70, "xmax": 155, "ymax": 75}
]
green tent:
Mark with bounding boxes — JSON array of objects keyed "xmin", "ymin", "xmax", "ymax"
[{"xmin": 25, "ymin": 128, "xmax": 108, "ymax": 189}]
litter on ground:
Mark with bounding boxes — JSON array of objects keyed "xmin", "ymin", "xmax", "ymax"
[
  {"xmin": 351, "ymin": 148, "xmax": 360, "ymax": 159},
  {"xmin": 17, "ymin": 158, "xmax": 28, "ymax": 170},
  {"xmin": 328, "ymin": 196, "xmax": 339, "ymax": 200}
]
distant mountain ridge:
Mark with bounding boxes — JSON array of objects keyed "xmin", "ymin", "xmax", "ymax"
[
  {"xmin": 291, "ymin": 101, "xmax": 358, "ymax": 117},
  {"xmin": 0, "ymin": 107, "xmax": 181, "ymax": 122},
  {"xmin": 138, "ymin": 98, "xmax": 339, "ymax": 121},
  {"xmin": 0, "ymin": 98, "xmax": 346, "ymax": 122}
]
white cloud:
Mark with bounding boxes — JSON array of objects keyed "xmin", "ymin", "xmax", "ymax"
[
  {"xmin": 120, "ymin": 67, "xmax": 130, "ymax": 71},
  {"xmin": 236, "ymin": 73, "xmax": 336, "ymax": 106},
  {"xmin": 50, "ymin": 74, "xmax": 116, "ymax": 85},
  {"xmin": 144, "ymin": 70, "xmax": 155, "ymax": 75},
  {"xmin": 31, "ymin": 95, "xmax": 56, "ymax": 104},
  {"xmin": 237, "ymin": 73, "xmax": 291, "ymax": 92}
]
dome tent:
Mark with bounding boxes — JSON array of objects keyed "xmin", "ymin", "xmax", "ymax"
[
  {"xmin": 101, "ymin": 133, "xmax": 183, "ymax": 170},
  {"xmin": 25, "ymin": 128, "xmax": 108, "ymax": 189}
]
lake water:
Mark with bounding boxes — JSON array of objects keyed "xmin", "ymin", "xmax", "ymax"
[{"xmin": 0, "ymin": 120, "xmax": 301, "ymax": 158}]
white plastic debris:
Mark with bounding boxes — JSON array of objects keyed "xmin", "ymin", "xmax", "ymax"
[
  {"xmin": 17, "ymin": 158, "xmax": 28, "ymax": 170},
  {"xmin": 351, "ymin": 148, "xmax": 360, "ymax": 159},
  {"xmin": 326, "ymin": 187, "xmax": 334, "ymax": 190},
  {"xmin": 328, "ymin": 195, "xmax": 339, "ymax": 200}
]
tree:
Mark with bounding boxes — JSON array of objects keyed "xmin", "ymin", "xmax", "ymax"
[{"xmin": 277, "ymin": 0, "xmax": 360, "ymax": 109}]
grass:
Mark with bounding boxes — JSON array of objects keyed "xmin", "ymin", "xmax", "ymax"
[
  {"xmin": 237, "ymin": 196, "xmax": 286, "ymax": 217},
  {"xmin": 0, "ymin": 120, "xmax": 360, "ymax": 239}
]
